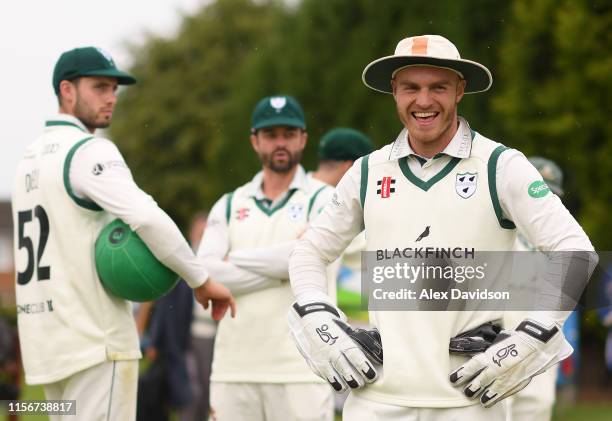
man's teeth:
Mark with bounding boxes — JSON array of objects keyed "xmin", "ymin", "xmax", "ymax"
[{"xmin": 413, "ymin": 112, "xmax": 437, "ymax": 118}]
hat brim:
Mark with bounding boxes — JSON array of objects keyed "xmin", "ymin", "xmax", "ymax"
[
  {"xmin": 80, "ymin": 69, "xmax": 136, "ymax": 85},
  {"xmin": 362, "ymin": 55, "xmax": 492, "ymax": 94},
  {"xmin": 252, "ymin": 116, "xmax": 305, "ymax": 131}
]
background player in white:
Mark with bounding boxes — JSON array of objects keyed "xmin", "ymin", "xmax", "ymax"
[
  {"xmin": 197, "ymin": 96, "xmax": 335, "ymax": 421},
  {"xmin": 288, "ymin": 35, "xmax": 596, "ymax": 420},
  {"xmin": 309, "ymin": 127, "xmax": 374, "ymax": 187},
  {"xmin": 308, "ymin": 127, "xmax": 374, "ymax": 414},
  {"xmin": 505, "ymin": 157, "xmax": 568, "ymax": 421},
  {"xmin": 12, "ymin": 46, "xmax": 235, "ymax": 421}
]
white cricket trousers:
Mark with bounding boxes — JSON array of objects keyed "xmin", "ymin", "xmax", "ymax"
[
  {"xmin": 44, "ymin": 359, "xmax": 138, "ymax": 421},
  {"xmin": 343, "ymin": 392, "xmax": 507, "ymax": 421},
  {"xmin": 210, "ymin": 382, "xmax": 333, "ymax": 421},
  {"xmin": 505, "ymin": 365, "xmax": 557, "ymax": 421}
]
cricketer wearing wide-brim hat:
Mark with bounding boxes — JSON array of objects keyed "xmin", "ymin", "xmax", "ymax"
[{"xmin": 288, "ymin": 34, "xmax": 597, "ymax": 420}]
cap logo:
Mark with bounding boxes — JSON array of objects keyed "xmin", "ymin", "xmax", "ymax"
[
  {"xmin": 270, "ymin": 96, "xmax": 287, "ymax": 113},
  {"xmin": 411, "ymin": 36, "xmax": 429, "ymax": 55},
  {"xmin": 96, "ymin": 47, "xmax": 115, "ymax": 66}
]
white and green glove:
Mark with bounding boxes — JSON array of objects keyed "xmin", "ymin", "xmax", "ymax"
[
  {"xmin": 288, "ymin": 301, "xmax": 381, "ymax": 392},
  {"xmin": 449, "ymin": 318, "xmax": 572, "ymax": 407}
]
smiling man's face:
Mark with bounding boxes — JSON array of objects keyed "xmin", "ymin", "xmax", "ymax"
[{"xmin": 392, "ymin": 66, "xmax": 465, "ymax": 155}]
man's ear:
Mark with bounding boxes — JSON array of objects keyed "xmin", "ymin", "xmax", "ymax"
[
  {"xmin": 250, "ymin": 133, "xmax": 259, "ymax": 152},
  {"xmin": 59, "ymin": 80, "xmax": 76, "ymax": 108},
  {"xmin": 456, "ymin": 78, "xmax": 466, "ymax": 104}
]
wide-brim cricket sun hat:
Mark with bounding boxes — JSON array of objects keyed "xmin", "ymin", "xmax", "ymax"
[{"xmin": 362, "ymin": 35, "xmax": 492, "ymax": 94}]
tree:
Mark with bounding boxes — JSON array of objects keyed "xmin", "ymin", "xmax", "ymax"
[
  {"xmin": 110, "ymin": 0, "xmax": 286, "ymax": 227},
  {"xmin": 493, "ymin": 0, "xmax": 612, "ymax": 248}
]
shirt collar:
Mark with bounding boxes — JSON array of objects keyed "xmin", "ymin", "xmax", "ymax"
[
  {"xmin": 388, "ymin": 116, "xmax": 473, "ymax": 161},
  {"xmin": 44, "ymin": 114, "xmax": 89, "ymax": 133},
  {"xmin": 246, "ymin": 165, "xmax": 308, "ymax": 200}
]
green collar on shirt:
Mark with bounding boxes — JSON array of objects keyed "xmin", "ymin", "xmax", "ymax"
[{"xmin": 45, "ymin": 120, "xmax": 87, "ymax": 132}]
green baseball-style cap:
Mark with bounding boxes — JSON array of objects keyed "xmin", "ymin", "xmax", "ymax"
[
  {"xmin": 529, "ymin": 156, "xmax": 564, "ymax": 196},
  {"xmin": 53, "ymin": 47, "xmax": 136, "ymax": 95},
  {"xmin": 251, "ymin": 96, "xmax": 306, "ymax": 131},
  {"xmin": 318, "ymin": 127, "xmax": 374, "ymax": 161}
]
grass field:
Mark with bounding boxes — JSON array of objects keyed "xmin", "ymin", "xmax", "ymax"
[{"xmin": 2, "ymin": 383, "xmax": 611, "ymax": 421}]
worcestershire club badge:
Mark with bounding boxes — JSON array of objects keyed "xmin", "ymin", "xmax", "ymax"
[{"xmin": 456, "ymin": 172, "xmax": 478, "ymax": 199}]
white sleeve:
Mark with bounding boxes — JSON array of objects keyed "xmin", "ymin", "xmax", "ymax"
[
  {"xmin": 70, "ymin": 138, "xmax": 207, "ymax": 288},
  {"xmin": 289, "ymin": 159, "xmax": 365, "ymax": 304},
  {"xmin": 498, "ymin": 150, "xmax": 594, "ymax": 252},
  {"xmin": 197, "ymin": 195, "xmax": 282, "ymax": 295},
  {"xmin": 227, "ymin": 185, "xmax": 334, "ymax": 279},
  {"xmin": 228, "ymin": 241, "xmax": 296, "ymax": 280},
  {"xmin": 497, "ymin": 150, "xmax": 597, "ymax": 326}
]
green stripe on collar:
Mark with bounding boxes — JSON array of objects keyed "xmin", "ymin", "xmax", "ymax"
[
  {"xmin": 254, "ymin": 189, "xmax": 298, "ymax": 216},
  {"xmin": 46, "ymin": 120, "xmax": 87, "ymax": 132}
]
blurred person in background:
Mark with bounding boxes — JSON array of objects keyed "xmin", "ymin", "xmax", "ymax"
[
  {"xmin": 182, "ymin": 211, "xmax": 218, "ymax": 421},
  {"xmin": 198, "ymin": 95, "xmax": 335, "ymax": 420},
  {"xmin": 12, "ymin": 46, "xmax": 234, "ymax": 421},
  {"xmin": 505, "ymin": 157, "xmax": 579, "ymax": 420}
]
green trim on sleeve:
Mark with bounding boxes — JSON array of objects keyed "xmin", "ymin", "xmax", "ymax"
[
  {"xmin": 360, "ymin": 154, "xmax": 370, "ymax": 209},
  {"xmin": 63, "ymin": 136, "xmax": 103, "ymax": 211},
  {"xmin": 307, "ymin": 185, "xmax": 329, "ymax": 220},
  {"xmin": 488, "ymin": 146, "xmax": 516, "ymax": 229},
  {"xmin": 225, "ymin": 192, "xmax": 234, "ymax": 224},
  {"xmin": 398, "ymin": 156, "xmax": 461, "ymax": 191}
]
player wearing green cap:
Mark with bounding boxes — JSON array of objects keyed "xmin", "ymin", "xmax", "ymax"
[
  {"xmin": 197, "ymin": 96, "xmax": 335, "ymax": 420},
  {"xmin": 12, "ymin": 46, "xmax": 235, "ymax": 420},
  {"xmin": 311, "ymin": 127, "xmax": 374, "ymax": 187}
]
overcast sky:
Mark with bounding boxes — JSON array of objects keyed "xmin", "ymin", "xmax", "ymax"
[{"xmin": 0, "ymin": 0, "xmax": 209, "ymax": 200}]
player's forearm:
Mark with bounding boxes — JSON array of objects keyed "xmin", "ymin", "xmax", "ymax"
[
  {"xmin": 203, "ymin": 259, "xmax": 281, "ymax": 296},
  {"xmin": 228, "ymin": 241, "xmax": 296, "ymax": 279},
  {"xmin": 289, "ymin": 237, "xmax": 333, "ymax": 305},
  {"xmin": 131, "ymin": 207, "xmax": 207, "ymax": 288},
  {"xmin": 529, "ymin": 249, "xmax": 598, "ymax": 326}
]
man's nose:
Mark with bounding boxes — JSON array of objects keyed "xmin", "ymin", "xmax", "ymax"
[
  {"xmin": 415, "ymin": 89, "xmax": 433, "ymax": 108},
  {"xmin": 107, "ymin": 90, "xmax": 117, "ymax": 106}
]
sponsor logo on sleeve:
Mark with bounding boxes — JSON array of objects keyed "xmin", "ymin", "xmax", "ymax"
[
  {"xmin": 92, "ymin": 163, "xmax": 105, "ymax": 175},
  {"xmin": 528, "ymin": 180, "xmax": 550, "ymax": 198}
]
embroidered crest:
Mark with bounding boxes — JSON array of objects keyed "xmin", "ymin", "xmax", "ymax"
[
  {"xmin": 287, "ymin": 203, "xmax": 304, "ymax": 222},
  {"xmin": 95, "ymin": 47, "xmax": 115, "ymax": 66},
  {"xmin": 455, "ymin": 172, "xmax": 477, "ymax": 199},
  {"xmin": 270, "ymin": 96, "xmax": 287, "ymax": 113}
]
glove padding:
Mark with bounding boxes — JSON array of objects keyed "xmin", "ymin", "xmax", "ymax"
[
  {"xmin": 449, "ymin": 322, "xmax": 502, "ymax": 356},
  {"xmin": 288, "ymin": 301, "xmax": 380, "ymax": 392},
  {"xmin": 449, "ymin": 318, "xmax": 573, "ymax": 408}
]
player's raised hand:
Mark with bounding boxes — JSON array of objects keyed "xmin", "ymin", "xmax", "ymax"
[{"xmin": 194, "ymin": 279, "xmax": 237, "ymax": 321}]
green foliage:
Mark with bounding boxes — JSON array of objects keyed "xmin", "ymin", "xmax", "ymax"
[
  {"xmin": 111, "ymin": 0, "xmax": 609, "ymax": 248},
  {"xmin": 110, "ymin": 0, "xmax": 286, "ymax": 227},
  {"xmin": 493, "ymin": 0, "xmax": 612, "ymax": 248}
]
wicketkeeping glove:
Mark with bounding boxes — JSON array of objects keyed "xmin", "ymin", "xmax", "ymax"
[
  {"xmin": 288, "ymin": 301, "xmax": 381, "ymax": 392},
  {"xmin": 449, "ymin": 318, "xmax": 572, "ymax": 408}
]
